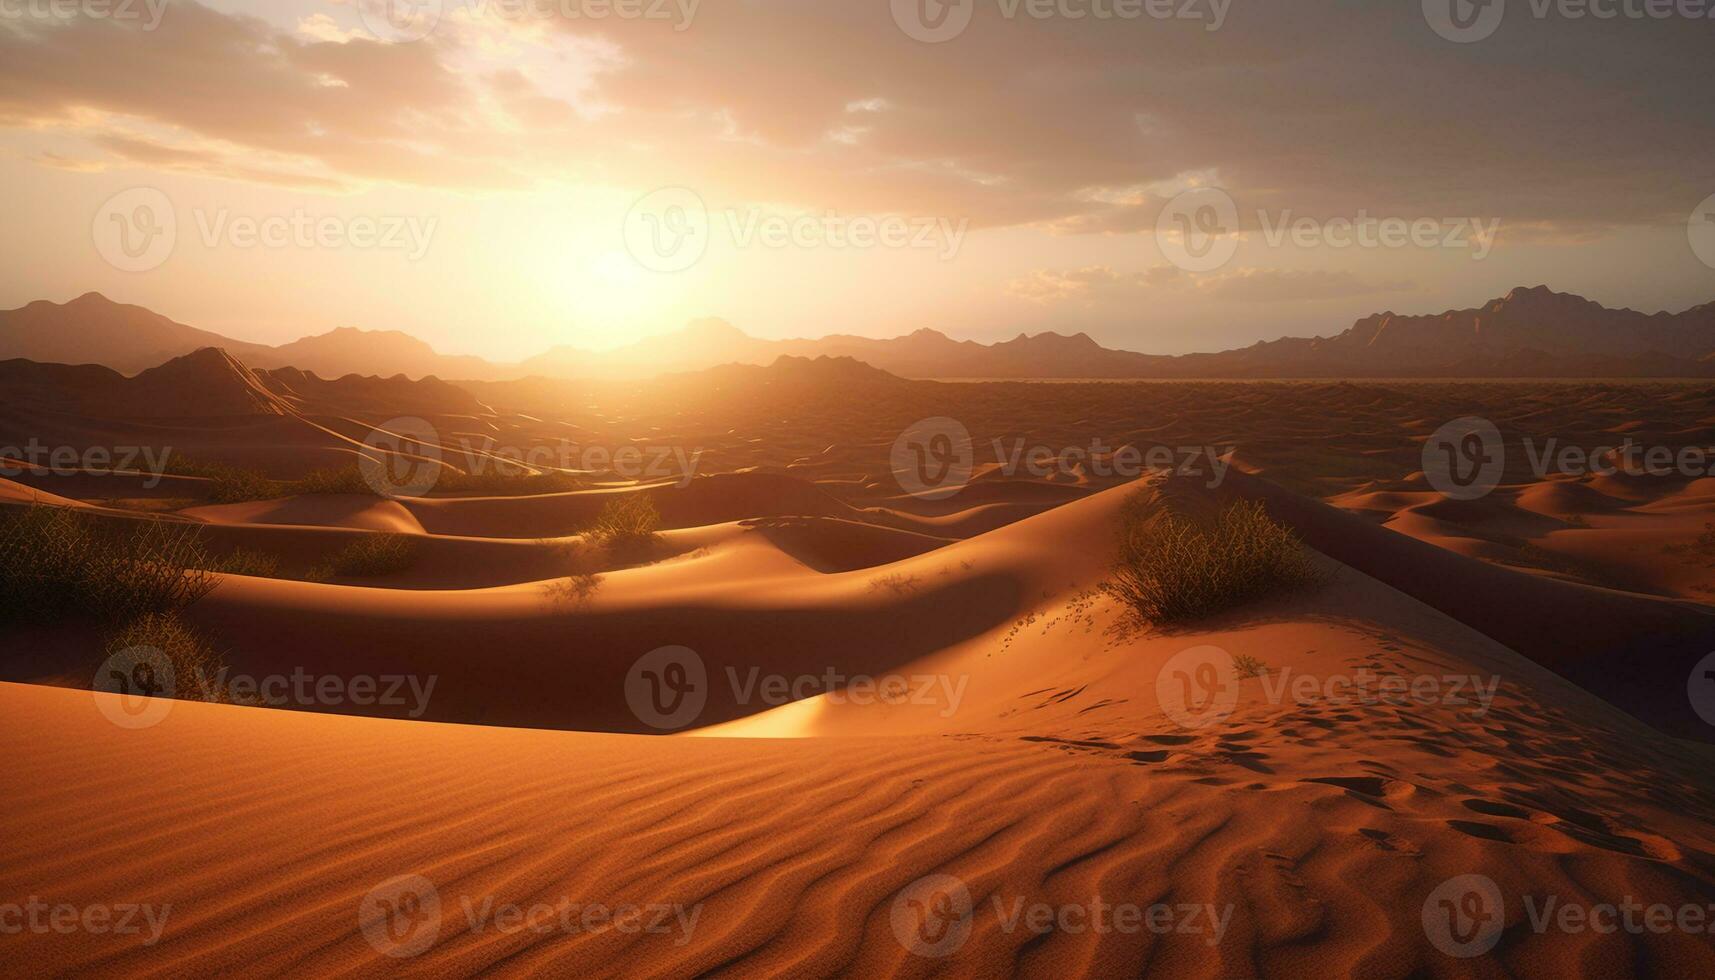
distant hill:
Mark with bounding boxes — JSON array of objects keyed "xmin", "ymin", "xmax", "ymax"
[
  {"xmin": 268, "ymin": 327, "xmax": 495, "ymax": 384},
  {"xmin": 0, "ymin": 293, "xmax": 489, "ymax": 381},
  {"xmin": 1161, "ymin": 286, "xmax": 1715, "ymax": 378},
  {"xmin": 0, "ymin": 348, "xmax": 293, "ymax": 418},
  {"xmin": 0, "ymin": 348, "xmax": 487, "ymax": 419},
  {"xmin": 0, "ymin": 293, "xmax": 275, "ymax": 374},
  {"xmin": 7, "ymin": 287, "xmax": 1715, "ymax": 381}
]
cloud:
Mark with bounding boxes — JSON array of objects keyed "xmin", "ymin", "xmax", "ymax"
[
  {"xmin": 1195, "ymin": 268, "xmax": 1415, "ymax": 303},
  {"xmin": 1008, "ymin": 264, "xmax": 1411, "ymax": 305},
  {"xmin": 0, "ymin": 0, "xmax": 1708, "ymax": 240},
  {"xmin": 1008, "ymin": 265, "xmax": 1183, "ymax": 303}
]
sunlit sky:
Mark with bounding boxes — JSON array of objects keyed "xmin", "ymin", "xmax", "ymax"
[{"xmin": 1, "ymin": 1, "xmax": 1711, "ymax": 361}]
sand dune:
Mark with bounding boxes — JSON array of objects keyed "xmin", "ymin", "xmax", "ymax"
[
  {"xmin": 7, "ymin": 374, "xmax": 1715, "ymax": 977},
  {"xmin": 5, "ymin": 471, "xmax": 1715, "ymax": 976},
  {"xmin": 187, "ymin": 494, "xmax": 428, "ymax": 534}
]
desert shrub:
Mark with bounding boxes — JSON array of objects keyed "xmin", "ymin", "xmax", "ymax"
[
  {"xmin": 0, "ymin": 505, "xmax": 215, "ymax": 625},
  {"xmin": 209, "ymin": 547, "xmax": 282, "ymax": 579},
  {"xmin": 102, "ymin": 612, "xmax": 232, "ymax": 702},
  {"xmin": 162, "ymin": 457, "xmax": 276, "ymax": 503},
  {"xmin": 306, "ymin": 533, "xmax": 419, "ymax": 581},
  {"xmin": 436, "ymin": 467, "xmax": 583, "ymax": 496},
  {"xmin": 206, "ymin": 465, "xmax": 280, "ymax": 503},
  {"xmin": 167, "ymin": 458, "xmax": 384, "ymax": 502},
  {"xmin": 868, "ymin": 573, "xmax": 920, "ymax": 595},
  {"xmin": 1104, "ymin": 497, "xmax": 1322, "ymax": 625},
  {"xmin": 292, "ymin": 465, "xmax": 376, "ymax": 496},
  {"xmin": 586, "ymin": 494, "xmax": 661, "ymax": 551},
  {"xmin": 545, "ymin": 572, "xmax": 603, "ymax": 609},
  {"xmin": 1231, "ymin": 653, "xmax": 1268, "ymax": 678}
]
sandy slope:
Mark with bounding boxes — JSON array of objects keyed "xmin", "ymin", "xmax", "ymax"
[
  {"xmin": 8, "ymin": 377, "xmax": 1715, "ymax": 977},
  {"xmin": 5, "ymin": 475, "xmax": 1715, "ymax": 977}
]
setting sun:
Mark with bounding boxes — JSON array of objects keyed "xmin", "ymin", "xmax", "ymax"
[{"xmin": 4, "ymin": 2, "xmax": 1715, "ymax": 977}]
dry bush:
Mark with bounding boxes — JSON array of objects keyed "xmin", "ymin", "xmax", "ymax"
[
  {"xmin": 164, "ymin": 458, "xmax": 278, "ymax": 503},
  {"xmin": 306, "ymin": 533, "xmax": 419, "ymax": 581},
  {"xmin": 437, "ymin": 467, "xmax": 582, "ymax": 496},
  {"xmin": 586, "ymin": 494, "xmax": 661, "ymax": 553},
  {"xmin": 208, "ymin": 466, "xmax": 281, "ymax": 503},
  {"xmin": 292, "ymin": 465, "xmax": 375, "ymax": 496},
  {"xmin": 545, "ymin": 572, "xmax": 603, "ymax": 609},
  {"xmin": 169, "ymin": 459, "xmax": 381, "ymax": 502},
  {"xmin": 103, "ymin": 612, "xmax": 232, "ymax": 702},
  {"xmin": 868, "ymin": 573, "xmax": 920, "ymax": 595},
  {"xmin": 1231, "ymin": 653, "xmax": 1269, "ymax": 678},
  {"xmin": 0, "ymin": 505, "xmax": 215, "ymax": 625},
  {"xmin": 209, "ymin": 547, "xmax": 282, "ymax": 579},
  {"xmin": 1104, "ymin": 497, "xmax": 1322, "ymax": 626}
]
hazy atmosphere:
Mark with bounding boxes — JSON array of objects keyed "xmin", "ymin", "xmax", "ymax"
[
  {"xmin": 2, "ymin": 1, "xmax": 1711, "ymax": 358},
  {"xmin": 6, "ymin": 3, "xmax": 1715, "ymax": 978}
]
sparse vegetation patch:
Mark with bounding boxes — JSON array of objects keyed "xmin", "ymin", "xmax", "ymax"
[
  {"xmin": 305, "ymin": 534, "xmax": 419, "ymax": 581},
  {"xmin": 1104, "ymin": 496, "xmax": 1324, "ymax": 626},
  {"xmin": 0, "ymin": 504, "xmax": 215, "ymax": 625},
  {"xmin": 586, "ymin": 494, "xmax": 662, "ymax": 555}
]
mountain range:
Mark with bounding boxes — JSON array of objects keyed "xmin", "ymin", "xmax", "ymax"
[
  {"xmin": 0, "ymin": 347, "xmax": 488, "ymax": 419},
  {"xmin": 4, "ymin": 287, "xmax": 1715, "ymax": 381}
]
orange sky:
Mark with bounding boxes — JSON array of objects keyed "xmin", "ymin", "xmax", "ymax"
[{"xmin": 1, "ymin": 0, "xmax": 1711, "ymax": 359}]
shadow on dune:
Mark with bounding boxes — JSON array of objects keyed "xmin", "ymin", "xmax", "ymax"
[
  {"xmin": 181, "ymin": 570, "xmax": 1023, "ymax": 733},
  {"xmin": 1219, "ymin": 468, "xmax": 1715, "ymax": 742}
]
